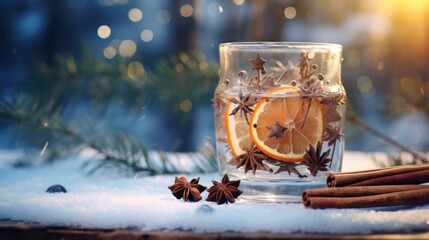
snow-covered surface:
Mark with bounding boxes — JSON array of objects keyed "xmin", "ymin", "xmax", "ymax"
[{"xmin": 0, "ymin": 151, "xmax": 429, "ymax": 234}]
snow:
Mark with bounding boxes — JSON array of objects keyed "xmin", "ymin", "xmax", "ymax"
[{"xmin": 0, "ymin": 151, "xmax": 429, "ymax": 234}]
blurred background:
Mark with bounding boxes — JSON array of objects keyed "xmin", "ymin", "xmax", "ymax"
[{"xmin": 1, "ymin": 0, "xmax": 428, "ymax": 157}]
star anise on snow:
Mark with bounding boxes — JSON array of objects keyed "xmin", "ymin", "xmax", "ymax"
[
  {"xmin": 228, "ymin": 89, "xmax": 258, "ymax": 124},
  {"xmin": 233, "ymin": 144, "xmax": 273, "ymax": 175},
  {"xmin": 302, "ymin": 142, "xmax": 331, "ymax": 177},
  {"xmin": 168, "ymin": 176, "xmax": 207, "ymax": 202},
  {"xmin": 324, "ymin": 124, "xmax": 343, "ymax": 147},
  {"xmin": 206, "ymin": 174, "xmax": 243, "ymax": 204},
  {"xmin": 266, "ymin": 121, "xmax": 287, "ymax": 139},
  {"xmin": 249, "ymin": 53, "xmax": 267, "ymax": 74}
]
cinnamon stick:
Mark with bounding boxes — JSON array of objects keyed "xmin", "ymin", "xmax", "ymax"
[
  {"xmin": 303, "ymin": 185, "xmax": 429, "ymax": 209},
  {"xmin": 327, "ymin": 163, "xmax": 429, "ymax": 187},
  {"xmin": 304, "ymin": 185, "xmax": 428, "ymax": 198}
]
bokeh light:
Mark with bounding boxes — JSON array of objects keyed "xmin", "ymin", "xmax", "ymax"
[
  {"xmin": 233, "ymin": 0, "xmax": 245, "ymax": 6},
  {"xmin": 180, "ymin": 4, "xmax": 193, "ymax": 17},
  {"xmin": 199, "ymin": 61, "xmax": 208, "ymax": 70},
  {"xmin": 357, "ymin": 76, "xmax": 375, "ymax": 98},
  {"xmin": 175, "ymin": 63, "xmax": 184, "ymax": 73},
  {"xmin": 421, "ymin": 81, "xmax": 429, "ymax": 99},
  {"xmin": 284, "ymin": 7, "xmax": 297, "ymax": 20},
  {"xmin": 179, "ymin": 99, "xmax": 192, "ymax": 112},
  {"xmin": 400, "ymin": 77, "xmax": 422, "ymax": 103},
  {"xmin": 103, "ymin": 46, "xmax": 116, "ymax": 59},
  {"xmin": 128, "ymin": 8, "xmax": 143, "ymax": 22},
  {"xmin": 119, "ymin": 40, "xmax": 137, "ymax": 58},
  {"xmin": 346, "ymin": 49, "xmax": 361, "ymax": 71},
  {"xmin": 97, "ymin": 25, "xmax": 111, "ymax": 39},
  {"xmin": 208, "ymin": 2, "xmax": 223, "ymax": 16},
  {"xmin": 140, "ymin": 29, "xmax": 153, "ymax": 42},
  {"xmin": 127, "ymin": 61, "xmax": 145, "ymax": 80},
  {"xmin": 156, "ymin": 10, "xmax": 171, "ymax": 24}
]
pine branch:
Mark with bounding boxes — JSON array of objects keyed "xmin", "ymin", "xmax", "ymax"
[
  {"xmin": 147, "ymin": 52, "xmax": 218, "ymax": 125},
  {"xmin": 26, "ymin": 45, "xmax": 152, "ymax": 114},
  {"xmin": 0, "ymin": 49, "xmax": 220, "ymax": 174},
  {"xmin": 0, "ymin": 98, "xmax": 218, "ymax": 175}
]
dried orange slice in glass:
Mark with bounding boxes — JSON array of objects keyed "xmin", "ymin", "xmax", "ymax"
[
  {"xmin": 224, "ymin": 100, "xmax": 254, "ymax": 156},
  {"xmin": 249, "ymin": 86, "xmax": 324, "ymax": 162}
]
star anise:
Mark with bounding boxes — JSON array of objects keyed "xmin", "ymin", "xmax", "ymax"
[
  {"xmin": 323, "ymin": 104, "xmax": 342, "ymax": 123},
  {"xmin": 297, "ymin": 52, "xmax": 310, "ymax": 80},
  {"xmin": 247, "ymin": 74, "xmax": 281, "ymax": 92},
  {"xmin": 296, "ymin": 52, "xmax": 326, "ymax": 95},
  {"xmin": 249, "ymin": 53, "xmax": 267, "ymax": 74},
  {"xmin": 228, "ymin": 89, "xmax": 258, "ymax": 124},
  {"xmin": 299, "ymin": 78, "xmax": 323, "ymax": 95},
  {"xmin": 266, "ymin": 121, "xmax": 287, "ymax": 139},
  {"xmin": 206, "ymin": 174, "xmax": 242, "ymax": 204},
  {"xmin": 320, "ymin": 93, "xmax": 345, "ymax": 124},
  {"xmin": 233, "ymin": 144, "xmax": 272, "ymax": 175},
  {"xmin": 302, "ymin": 142, "xmax": 331, "ymax": 177},
  {"xmin": 270, "ymin": 160, "xmax": 307, "ymax": 178},
  {"xmin": 324, "ymin": 124, "xmax": 343, "ymax": 147},
  {"xmin": 168, "ymin": 176, "xmax": 207, "ymax": 202},
  {"xmin": 320, "ymin": 93, "xmax": 346, "ymax": 106}
]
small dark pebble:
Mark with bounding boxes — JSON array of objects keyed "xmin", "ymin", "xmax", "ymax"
[
  {"xmin": 46, "ymin": 184, "xmax": 67, "ymax": 193},
  {"xmin": 197, "ymin": 204, "xmax": 214, "ymax": 214}
]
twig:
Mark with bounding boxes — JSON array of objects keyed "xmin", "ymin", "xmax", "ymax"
[
  {"xmin": 0, "ymin": 99, "xmax": 218, "ymax": 175},
  {"xmin": 329, "ymin": 141, "xmax": 337, "ymax": 167},
  {"xmin": 300, "ymin": 98, "xmax": 313, "ymax": 129},
  {"xmin": 347, "ymin": 115, "xmax": 426, "ymax": 162}
]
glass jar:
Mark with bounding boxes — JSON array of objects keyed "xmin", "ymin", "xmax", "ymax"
[{"xmin": 213, "ymin": 42, "xmax": 345, "ymax": 202}]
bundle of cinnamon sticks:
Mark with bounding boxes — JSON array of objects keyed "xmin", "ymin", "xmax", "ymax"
[{"xmin": 303, "ymin": 163, "xmax": 429, "ymax": 209}]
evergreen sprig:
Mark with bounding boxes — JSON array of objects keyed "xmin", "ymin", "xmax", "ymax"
[
  {"xmin": 0, "ymin": 48, "xmax": 219, "ymax": 174},
  {"xmin": 148, "ymin": 52, "xmax": 218, "ymax": 125},
  {"xmin": 0, "ymin": 98, "xmax": 218, "ymax": 175},
  {"xmin": 26, "ymin": 46, "xmax": 151, "ymax": 113}
]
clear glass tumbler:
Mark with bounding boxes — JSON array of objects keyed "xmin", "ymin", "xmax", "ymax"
[{"xmin": 213, "ymin": 42, "xmax": 345, "ymax": 202}]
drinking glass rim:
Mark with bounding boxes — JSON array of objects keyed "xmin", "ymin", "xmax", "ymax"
[{"xmin": 219, "ymin": 41, "xmax": 342, "ymax": 50}]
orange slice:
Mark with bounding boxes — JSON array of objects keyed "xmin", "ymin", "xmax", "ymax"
[
  {"xmin": 224, "ymin": 99, "xmax": 254, "ymax": 156},
  {"xmin": 249, "ymin": 86, "xmax": 324, "ymax": 162}
]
